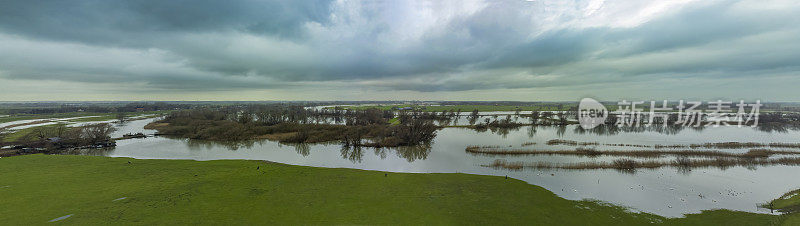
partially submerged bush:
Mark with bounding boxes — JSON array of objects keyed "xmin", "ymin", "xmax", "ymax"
[
  {"xmin": 612, "ymin": 159, "xmax": 637, "ymax": 171},
  {"xmin": 575, "ymin": 147, "xmax": 600, "ymax": 157},
  {"xmin": 152, "ymin": 106, "xmax": 438, "ymax": 147}
]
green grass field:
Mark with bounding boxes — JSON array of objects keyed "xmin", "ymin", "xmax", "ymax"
[
  {"xmin": 764, "ymin": 189, "xmax": 800, "ymax": 225},
  {"xmin": 0, "ymin": 154, "xmax": 793, "ymax": 225},
  {"xmin": 770, "ymin": 189, "xmax": 800, "ymax": 209}
]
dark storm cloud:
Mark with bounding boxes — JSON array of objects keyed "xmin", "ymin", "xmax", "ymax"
[
  {"xmin": 0, "ymin": 0, "xmax": 333, "ymax": 45},
  {"xmin": 0, "ymin": 0, "xmax": 799, "ymax": 95}
]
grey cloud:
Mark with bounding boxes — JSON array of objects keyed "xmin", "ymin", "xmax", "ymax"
[
  {"xmin": 0, "ymin": 0, "xmax": 333, "ymax": 46},
  {"xmin": 0, "ymin": 0, "xmax": 799, "ymax": 95}
]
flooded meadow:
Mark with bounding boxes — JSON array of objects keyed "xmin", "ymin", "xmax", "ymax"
[{"xmin": 84, "ymin": 115, "xmax": 800, "ymax": 217}]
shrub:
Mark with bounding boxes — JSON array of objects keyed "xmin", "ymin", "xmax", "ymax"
[{"xmin": 612, "ymin": 159, "xmax": 637, "ymax": 170}]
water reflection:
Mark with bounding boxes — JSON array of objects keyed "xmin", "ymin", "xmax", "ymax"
[
  {"xmin": 755, "ymin": 123, "xmax": 800, "ymax": 133},
  {"xmin": 568, "ymin": 122, "xmax": 800, "ymax": 136},
  {"xmin": 556, "ymin": 125, "xmax": 566, "ymax": 137},
  {"xmin": 340, "ymin": 146, "xmax": 364, "ymax": 163},
  {"xmin": 473, "ymin": 125, "xmax": 523, "ymax": 138},
  {"xmin": 186, "ymin": 138, "xmax": 264, "ymax": 151},
  {"xmin": 332, "ymin": 144, "xmax": 435, "ymax": 163},
  {"xmin": 394, "ymin": 144, "xmax": 432, "ymax": 162},
  {"xmin": 290, "ymin": 143, "xmax": 311, "ymax": 156},
  {"xmin": 374, "ymin": 147, "xmax": 388, "ymax": 159},
  {"xmin": 571, "ymin": 124, "xmax": 703, "ymax": 136},
  {"xmin": 527, "ymin": 125, "xmax": 537, "ymax": 138}
]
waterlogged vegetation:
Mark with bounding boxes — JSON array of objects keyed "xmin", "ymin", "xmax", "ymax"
[
  {"xmin": 148, "ymin": 105, "xmax": 438, "ymax": 148},
  {"xmin": 326, "ymin": 102, "xmax": 800, "ymax": 115},
  {"xmin": 487, "ymin": 157, "xmax": 800, "ymax": 171},
  {"xmin": 471, "ymin": 138, "xmax": 800, "ymax": 171},
  {"xmin": 0, "ymin": 112, "xmax": 111, "ymax": 124},
  {"xmin": 467, "ymin": 146, "xmax": 800, "ymax": 159},
  {"xmin": 145, "ymin": 104, "xmax": 586, "ymax": 149},
  {"xmin": 7, "ymin": 101, "xmax": 800, "ymax": 221},
  {"xmin": 0, "ymin": 154, "xmax": 794, "ymax": 225},
  {"xmin": 0, "ymin": 102, "xmax": 181, "ymax": 145},
  {"xmin": 0, "ymin": 104, "xmax": 178, "ymax": 157},
  {"xmin": 543, "ymin": 139, "xmax": 800, "ymax": 150},
  {"xmin": 0, "ymin": 123, "xmax": 116, "ymax": 157},
  {"xmin": 327, "ymin": 103, "xmax": 575, "ymax": 112},
  {"xmin": 0, "ymin": 102, "xmax": 186, "ymax": 124}
]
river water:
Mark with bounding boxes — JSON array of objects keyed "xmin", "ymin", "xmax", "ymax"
[{"xmin": 92, "ymin": 117, "xmax": 800, "ymax": 217}]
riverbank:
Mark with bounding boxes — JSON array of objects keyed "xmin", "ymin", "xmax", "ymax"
[{"xmin": 0, "ymin": 154, "xmax": 794, "ymax": 225}]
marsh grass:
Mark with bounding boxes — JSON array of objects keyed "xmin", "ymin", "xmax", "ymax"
[
  {"xmin": 612, "ymin": 159, "xmax": 638, "ymax": 171},
  {"xmin": 488, "ymin": 158, "xmax": 662, "ymax": 171},
  {"xmin": 546, "ymin": 139, "xmax": 599, "ymax": 146},
  {"xmin": 575, "ymin": 147, "xmax": 601, "ymax": 157},
  {"xmin": 605, "ymin": 143, "xmax": 651, "ymax": 148},
  {"xmin": 486, "ymin": 157, "xmax": 800, "ymax": 171},
  {"xmin": 653, "ymin": 142, "xmax": 800, "ymax": 149},
  {"xmin": 543, "ymin": 139, "xmax": 800, "ymax": 150},
  {"xmin": 466, "ymin": 146, "xmax": 800, "ymax": 159}
]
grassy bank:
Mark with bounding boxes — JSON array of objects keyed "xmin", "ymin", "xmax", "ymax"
[{"xmin": 0, "ymin": 154, "xmax": 792, "ymax": 225}]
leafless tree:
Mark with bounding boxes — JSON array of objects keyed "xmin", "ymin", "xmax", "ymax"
[
  {"xmin": 530, "ymin": 111, "xmax": 541, "ymax": 124},
  {"xmin": 78, "ymin": 123, "xmax": 116, "ymax": 143},
  {"xmin": 116, "ymin": 112, "xmax": 128, "ymax": 123}
]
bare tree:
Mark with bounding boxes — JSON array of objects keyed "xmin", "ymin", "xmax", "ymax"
[
  {"xmin": 116, "ymin": 112, "xmax": 128, "ymax": 123},
  {"xmin": 470, "ymin": 109, "xmax": 479, "ymax": 119},
  {"xmin": 557, "ymin": 112, "xmax": 568, "ymax": 125},
  {"xmin": 78, "ymin": 123, "xmax": 116, "ymax": 143},
  {"xmin": 530, "ymin": 111, "xmax": 541, "ymax": 124}
]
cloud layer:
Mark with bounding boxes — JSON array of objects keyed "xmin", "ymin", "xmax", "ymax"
[{"xmin": 1, "ymin": 0, "xmax": 799, "ymax": 100}]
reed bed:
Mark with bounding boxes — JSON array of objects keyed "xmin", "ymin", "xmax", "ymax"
[
  {"xmin": 604, "ymin": 143, "xmax": 650, "ymax": 148},
  {"xmin": 653, "ymin": 144, "xmax": 688, "ymax": 149},
  {"xmin": 486, "ymin": 157, "xmax": 800, "ymax": 171},
  {"xmin": 542, "ymin": 139, "xmax": 800, "ymax": 149},
  {"xmin": 546, "ymin": 139, "xmax": 599, "ymax": 146},
  {"xmin": 684, "ymin": 142, "xmax": 800, "ymax": 149},
  {"xmin": 465, "ymin": 146, "xmax": 800, "ymax": 158}
]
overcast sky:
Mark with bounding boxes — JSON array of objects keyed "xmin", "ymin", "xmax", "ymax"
[{"xmin": 1, "ymin": 0, "xmax": 799, "ymax": 101}]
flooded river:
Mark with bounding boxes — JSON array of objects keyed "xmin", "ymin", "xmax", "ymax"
[{"xmin": 93, "ymin": 117, "xmax": 800, "ymax": 217}]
